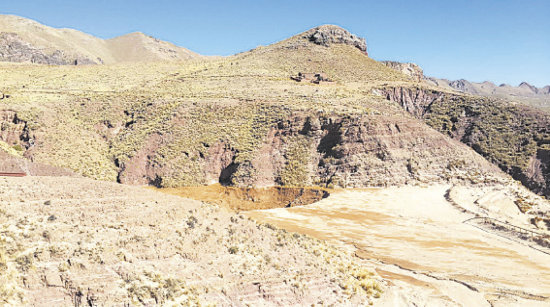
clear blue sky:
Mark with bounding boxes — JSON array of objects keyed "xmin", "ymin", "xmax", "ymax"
[{"xmin": 2, "ymin": 0, "xmax": 549, "ymax": 86}]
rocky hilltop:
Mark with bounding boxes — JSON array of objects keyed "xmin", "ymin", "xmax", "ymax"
[
  {"xmin": 0, "ymin": 14, "xmax": 200, "ymax": 64},
  {"xmin": 1, "ymin": 21, "xmax": 549, "ymax": 199},
  {"xmin": 305, "ymin": 25, "xmax": 368, "ymax": 55},
  {"xmin": 0, "ymin": 19, "xmax": 547, "ymax": 196}
]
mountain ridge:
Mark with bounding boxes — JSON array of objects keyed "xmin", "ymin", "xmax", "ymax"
[
  {"xmin": 0, "ymin": 14, "xmax": 200, "ymax": 64},
  {"xmin": 378, "ymin": 59, "xmax": 549, "ymax": 109}
]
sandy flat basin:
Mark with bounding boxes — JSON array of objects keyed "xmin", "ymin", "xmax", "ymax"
[{"xmin": 246, "ymin": 185, "xmax": 550, "ymax": 306}]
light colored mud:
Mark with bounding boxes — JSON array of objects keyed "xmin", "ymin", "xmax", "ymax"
[{"xmin": 246, "ymin": 185, "xmax": 550, "ymax": 306}]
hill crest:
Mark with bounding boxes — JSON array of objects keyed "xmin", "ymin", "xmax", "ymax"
[{"xmin": 0, "ymin": 14, "xmax": 200, "ymax": 64}]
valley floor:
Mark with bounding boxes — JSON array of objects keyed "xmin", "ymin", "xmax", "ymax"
[
  {"xmin": 2, "ymin": 176, "xmax": 549, "ymax": 306},
  {"xmin": 246, "ymin": 185, "xmax": 550, "ymax": 306}
]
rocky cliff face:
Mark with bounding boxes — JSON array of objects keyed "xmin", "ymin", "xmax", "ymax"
[
  {"xmin": 0, "ymin": 22, "xmax": 518, "ymax": 192},
  {"xmin": 112, "ymin": 107, "xmax": 499, "ymax": 189},
  {"xmin": 0, "ymin": 110, "xmax": 74, "ymax": 176},
  {"xmin": 377, "ymin": 86, "xmax": 550, "ymax": 197},
  {"xmin": 0, "ymin": 110, "xmax": 34, "ymax": 151},
  {"xmin": 372, "ymin": 86, "xmax": 444, "ymax": 117}
]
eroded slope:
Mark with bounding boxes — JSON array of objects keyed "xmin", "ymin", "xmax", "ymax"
[
  {"xmin": 377, "ymin": 86, "xmax": 550, "ymax": 197},
  {"xmin": 0, "ymin": 25, "xmax": 507, "ymax": 191}
]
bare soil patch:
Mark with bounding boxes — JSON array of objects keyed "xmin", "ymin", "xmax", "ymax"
[{"xmin": 159, "ymin": 184, "xmax": 330, "ymax": 210}]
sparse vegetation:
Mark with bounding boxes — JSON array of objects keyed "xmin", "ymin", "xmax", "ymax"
[
  {"xmin": 228, "ymin": 246, "xmax": 239, "ymax": 254},
  {"xmin": 0, "ymin": 176, "xmax": 383, "ymax": 305},
  {"xmin": 0, "ymin": 26, "xmax": 412, "ymax": 189},
  {"xmin": 0, "ymin": 16, "xmax": 548, "ymax": 307},
  {"xmin": 279, "ymin": 135, "xmax": 313, "ymax": 186},
  {"xmin": 186, "ymin": 216, "xmax": 198, "ymax": 228}
]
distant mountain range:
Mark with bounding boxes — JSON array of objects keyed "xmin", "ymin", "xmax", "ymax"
[
  {"xmin": 425, "ymin": 77, "xmax": 550, "ymax": 108},
  {"xmin": 379, "ymin": 61, "xmax": 549, "ymax": 109},
  {"xmin": 0, "ymin": 14, "xmax": 200, "ymax": 65}
]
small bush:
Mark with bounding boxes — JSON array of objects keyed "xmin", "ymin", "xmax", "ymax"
[{"xmin": 186, "ymin": 216, "xmax": 198, "ymax": 228}]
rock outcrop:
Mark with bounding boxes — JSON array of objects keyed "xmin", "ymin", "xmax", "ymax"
[
  {"xmin": 380, "ymin": 61, "xmax": 424, "ymax": 81},
  {"xmin": 305, "ymin": 25, "xmax": 368, "ymax": 55},
  {"xmin": 0, "ymin": 110, "xmax": 34, "ymax": 150},
  {"xmin": 0, "ymin": 32, "xmax": 89, "ymax": 65},
  {"xmin": 0, "ymin": 110, "xmax": 74, "ymax": 176},
  {"xmin": 373, "ymin": 86, "xmax": 444, "ymax": 117},
  {"xmin": 114, "ymin": 108, "xmax": 500, "ymax": 189},
  {"xmin": 0, "ymin": 20, "xmax": 534, "ymax": 195}
]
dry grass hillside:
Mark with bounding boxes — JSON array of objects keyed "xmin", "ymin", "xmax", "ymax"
[
  {"xmin": 0, "ymin": 14, "xmax": 199, "ymax": 64},
  {"xmin": 0, "ymin": 25, "xmax": 509, "ymax": 193},
  {"xmin": 0, "ymin": 20, "xmax": 547, "ymax": 196}
]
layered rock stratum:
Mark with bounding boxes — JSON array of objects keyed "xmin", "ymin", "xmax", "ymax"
[{"xmin": 0, "ymin": 19, "xmax": 508, "ymax": 191}]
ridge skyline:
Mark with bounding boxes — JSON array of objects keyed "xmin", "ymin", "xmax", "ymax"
[
  {"xmin": 0, "ymin": 13, "xmax": 548, "ymax": 88},
  {"xmin": 1, "ymin": 0, "xmax": 548, "ymax": 87}
]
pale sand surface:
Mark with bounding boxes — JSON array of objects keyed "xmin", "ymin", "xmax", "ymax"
[{"xmin": 246, "ymin": 185, "xmax": 550, "ymax": 306}]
